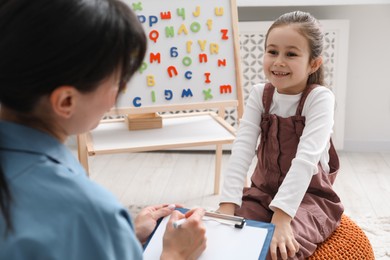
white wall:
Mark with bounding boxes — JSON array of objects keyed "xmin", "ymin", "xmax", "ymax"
[{"xmin": 238, "ymin": 4, "xmax": 390, "ymax": 152}]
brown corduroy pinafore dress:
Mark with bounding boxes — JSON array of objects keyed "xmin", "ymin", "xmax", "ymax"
[{"xmin": 235, "ymin": 84, "xmax": 344, "ymax": 259}]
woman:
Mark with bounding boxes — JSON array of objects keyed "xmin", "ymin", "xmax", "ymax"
[{"xmin": 0, "ymin": 0, "xmax": 206, "ymax": 259}]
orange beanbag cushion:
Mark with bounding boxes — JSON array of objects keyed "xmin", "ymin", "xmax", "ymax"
[{"xmin": 309, "ymin": 214, "xmax": 374, "ymax": 259}]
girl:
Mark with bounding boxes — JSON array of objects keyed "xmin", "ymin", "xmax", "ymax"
[
  {"xmin": 0, "ymin": 0, "xmax": 206, "ymax": 259},
  {"xmin": 218, "ymin": 11, "xmax": 343, "ymax": 259}
]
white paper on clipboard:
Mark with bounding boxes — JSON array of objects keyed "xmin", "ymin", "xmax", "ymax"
[{"xmin": 143, "ymin": 216, "xmax": 269, "ymax": 259}]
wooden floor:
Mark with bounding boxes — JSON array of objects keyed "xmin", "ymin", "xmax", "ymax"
[{"xmin": 81, "ymin": 150, "xmax": 390, "ymax": 219}]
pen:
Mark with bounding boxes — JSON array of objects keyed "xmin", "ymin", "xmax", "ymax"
[
  {"xmin": 172, "ymin": 211, "xmax": 246, "ymax": 229},
  {"xmin": 173, "ymin": 218, "xmax": 187, "ymax": 229}
]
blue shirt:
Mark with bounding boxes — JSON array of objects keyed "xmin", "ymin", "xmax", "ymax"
[{"xmin": 0, "ymin": 121, "xmax": 143, "ymax": 260}]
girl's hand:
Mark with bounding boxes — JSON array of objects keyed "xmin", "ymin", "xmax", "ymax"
[
  {"xmin": 134, "ymin": 204, "xmax": 177, "ymax": 244},
  {"xmin": 161, "ymin": 208, "xmax": 207, "ymax": 260},
  {"xmin": 270, "ymin": 208, "xmax": 300, "ymax": 260}
]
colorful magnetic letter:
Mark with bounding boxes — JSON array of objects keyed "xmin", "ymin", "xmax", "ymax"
[
  {"xmin": 165, "ymin": 26, "xmax": 175, "ymax": 37},
  {"xmin": 137, "ymin": 15, "xmax": 146, "ymax": 24},
  {"xmin": 206, "ymin": 19, "xmax": 213, "ymax": 31},
  {"xmin": 167, "ymin": 66, "xmax": 178, "ymax": 77},
  {"xmin": 150, "ymin": 53, "xmax": 161, "ymax": 63},
  {"xmin": 146, "ymin": 75, "xmax": 155, "ymax": 87},
  {"xmin": 177, "ymin": 8, "xmax": 185, "ymax": 20},
  {"xmin": 182, "ymin": 56, "xmax": 192, "ymax": 66},
  {"xmin": 199, "ymin": 53, "xmax": 208, "ymax": 63},
  {"xmin": 186, "ymin": 41, "xmax": 193, "ymax": 53},
  {"xmin": 149, "ymin": 30, "xmax": 159, "ymax": 43},
  {"xmin": 218, "ymin": 59, "xmax": 227, "ymax": 67},
  {"xmin": 210, "ymin": 43, "xmax": 219, "ymax": 54},
  {"xmin": 198, "ymin": 40, "xmax": 207, "ymax": 51},
  {"xmin": 215, "ymin": 7, "xmax": 224, "ymax": 16},
  {"xmin": 181, "ymin": 89, "xmax": 193, "ymax": 98},
  {"xmin": 193, "ymin": 6, "xmax": 200, "ymax": 17},
  {"xmin": 204, "ymin": 72, "xmax": 211, "ymax": 83},
  {"xmin": 133, "ymin": 97, "xmax": 142, "ymax": 107},
  {"xmin": 170, "ymin": 47, "xmax": 179, "ymax": 57},
  {"xmin": 139, "ymin": 62, "xmax": 148, "ymax": 73},
  {"xmin": 220, "ymin": 84, "xmax": 232, "ymax": 94},
  {"xmin": 132, "ymin": 2, "xmax": 142, "ymax": 11},
  {"xmin": 165, "ymin": 90, "xmax": 173, "ymax": 100},
  {"xmin": 160, "ymin": 11, "xmax": 171, "ymax": 20},
  {"xmin": 190, "ymin": 22, "xmax": 201, "ymax": 33},
  {"xmin": 203, "ymin": 88, "xmax": 213, "ymax": 100},
  {"xmin": 178, "ymin": 24, "xmax": 188, "ymax": 35},
  {"xmin": 185, "ymin": 71, "xmax": 193, "ymax": 79},
  {"xmin": 149, "ymin": 16, "xmax": 158, "ymax": 27},
  {"xmin": 220, "ymin": 29, "xmax": 229, "ymax": 40}
]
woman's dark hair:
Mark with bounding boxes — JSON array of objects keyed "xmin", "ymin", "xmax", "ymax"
[
  {"xmin": 0, "ymin": 0, "xmax": 146, "ymax": 233},
  {"xmin": 265, "ymin": 11, "xmax": 325, "ymax": 86}
]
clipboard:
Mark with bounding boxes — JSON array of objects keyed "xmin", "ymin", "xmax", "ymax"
[{"xmin": 143, "ymin": 208, "xmax": 275, "ymax": 260}]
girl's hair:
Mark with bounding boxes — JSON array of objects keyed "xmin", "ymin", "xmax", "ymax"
[
  {"xmin": 265, "ymin": 11, "xmax": 325, "ymax": 86},
  {"xmin": 0, "ymin": 0, "xmax": 146, "ymax": 233}
]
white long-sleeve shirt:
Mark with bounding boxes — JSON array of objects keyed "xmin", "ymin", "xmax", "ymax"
[{"xmin": 220, "ymin": 83, "xmax": 335, "ymax": 218}]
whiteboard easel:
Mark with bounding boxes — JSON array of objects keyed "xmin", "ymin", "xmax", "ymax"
[{"xmin": 77, "ymin": 0, "xmax": 243, "ymax": 195}]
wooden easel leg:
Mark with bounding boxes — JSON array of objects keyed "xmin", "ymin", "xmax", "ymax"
[
  {"xmin": 77, "ymin": 134, "xmax": 90, "ymax": 176},
  {"xmin": 214, "ymin": 144, "xmax": 223, "ymax": 195}
]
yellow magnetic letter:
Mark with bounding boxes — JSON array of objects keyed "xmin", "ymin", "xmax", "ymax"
[{"xmin": 146, "ymin": 75, "xmax": 155, "ymax": 87}]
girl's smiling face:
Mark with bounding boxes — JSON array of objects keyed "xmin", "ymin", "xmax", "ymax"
[{"xmin": 263, "ymin": 25, "xmax": 321, "ymax": 94}]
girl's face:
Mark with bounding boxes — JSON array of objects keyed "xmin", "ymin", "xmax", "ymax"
[{"xmin": 263, "ymin": 25, "xmax": 316, "ymax": 94}]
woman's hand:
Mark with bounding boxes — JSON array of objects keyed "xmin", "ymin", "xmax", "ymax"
[
  {"xmin": 134, "ymin": 204, "xmax": 176, "ymax": 245},
  {"xmin": 270, "ymin": 208, "xmax": 300, "ymax": 260},
  {"xmin": 216, "ymin": 202, "xmax": 237, "ymax": 215},
  {"xmin": 161, "ymin": 208, "xmax": 207, "ymax": 260}
]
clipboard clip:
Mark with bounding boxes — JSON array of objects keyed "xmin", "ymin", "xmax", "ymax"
[{"xmin": 204, "ymin": 211, "xmax": 246, "ymax": 229}]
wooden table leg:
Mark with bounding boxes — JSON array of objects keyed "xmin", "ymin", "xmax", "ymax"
[
  {"xmin": 77, "ymin": 134, "xmax": 90, "ymax": 176},
  {"xmin": 214, "ymin": 144, "xmax": 223, "ymax": 195}
]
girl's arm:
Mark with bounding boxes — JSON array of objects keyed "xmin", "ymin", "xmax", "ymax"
[{"xmin": 218, "ymin": 84, "xmax": 264, "ymax": 213}]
